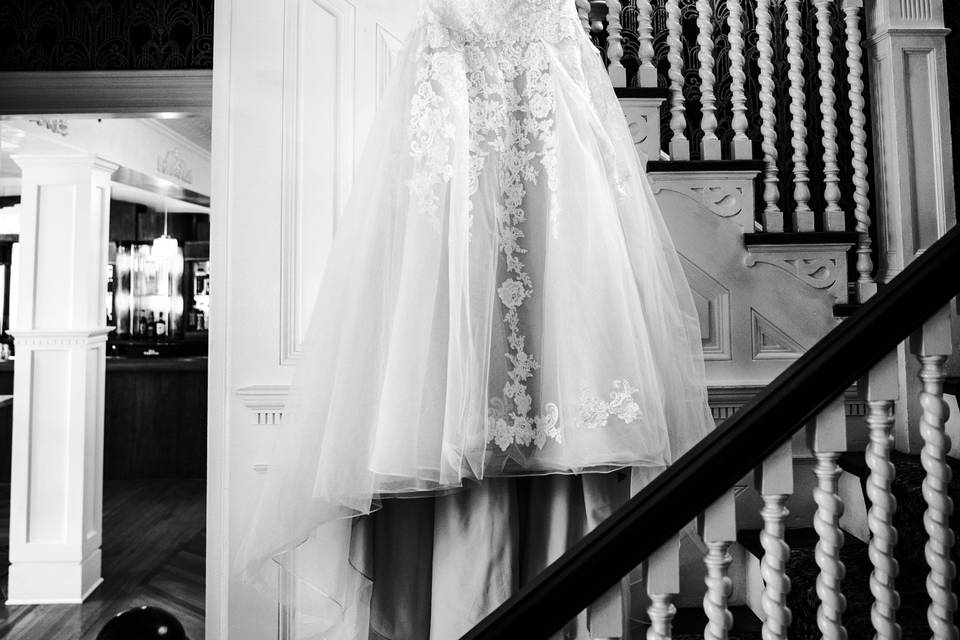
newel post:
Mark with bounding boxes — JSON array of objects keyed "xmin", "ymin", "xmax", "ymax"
[{"xmin": 863, "ymin": 0, "xmax": 958, "ymax": 451}]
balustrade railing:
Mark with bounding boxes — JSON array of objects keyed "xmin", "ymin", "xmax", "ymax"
[
  {"xmin": 461, "ymin": 223, "xmax": 960, "ymax": 640},
  {"xmin": 590, "ymin": 0, "xmax": 879, "ymax": 299}
]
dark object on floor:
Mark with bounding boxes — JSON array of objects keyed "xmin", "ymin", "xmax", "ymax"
[{"xmin": 96, "ymin": 605, "xmax": 188, "ymax": 640}]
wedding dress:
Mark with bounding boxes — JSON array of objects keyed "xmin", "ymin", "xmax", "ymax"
[{"xmin": 239, "ymin": 0, "xmax": 714, "ymax": 637}]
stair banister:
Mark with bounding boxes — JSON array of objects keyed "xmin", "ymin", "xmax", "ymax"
[{"xmin": 459, "ymin": 223, "xmax": 960, "ymax": 640}]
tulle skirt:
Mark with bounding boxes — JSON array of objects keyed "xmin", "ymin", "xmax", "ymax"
[{"xmin": 238, "ymin": 15, "xmax": 714, "ymax": 639}]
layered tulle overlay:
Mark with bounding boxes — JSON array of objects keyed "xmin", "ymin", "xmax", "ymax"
[{"xmin": 238, "ymin": 0, "xmax": 714, "ymax": 637}]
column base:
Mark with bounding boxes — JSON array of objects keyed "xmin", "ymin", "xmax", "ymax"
[{"xmin": 5, "ymin": 549, "xmax": 103, "ymax": 605}]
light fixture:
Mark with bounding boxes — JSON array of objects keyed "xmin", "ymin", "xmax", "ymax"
[{"xmin": 152, "ymin": 197, "xmax": 179, "ymax": 260}]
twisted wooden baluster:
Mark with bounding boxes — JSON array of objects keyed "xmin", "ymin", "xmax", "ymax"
[
  {"xmin": 757, "ymin": 442, "xmax": 793, "ymax": 640},
  {"xmin": 912, "ymin": 310, "xmax": 958, "ymax": 640},
  {"xmin": 636, "ymin": 0, "xmax": 657, "ymax": 86},
  {"xmin": 666, "ymin": 0, "xmax": 690, "ymax": 160},
  {"xmin": 809, "ymin": 396, "xmax": 848, "ymax": 640},
  {"xmin": 785, "ymin": 0, "xmax": 812, "ymax": 230},
  {"xmin": 696, "ymin": 0, "xmax": 721, "ymax": 159},
  {"xmin": 726, "ymin": 0, "xmax": 751, "ymax": 159},
  {"xmin": 843, "ymin": 0, "xmax": 875, "ymax": 301},
  {"xmin": 814, "ymin": 453, "xmax": 848, "ymax": 639},
  {"xmin": 607, "ymin": 0, "xmax": 628, "ymax": 86},
  {"xmin": 755, "ymin": 0, "xmax": 782, "ymax": 230},
  {"xmin": 866, "ymin": 399, "xmax": 901, "ymax": 640},
  {"xmin": 577, "ymin": 0, "xmax": 592, "ymax": 34},
  {"xmin": 700, "ymin": 492, "xmax": 737, "ymax": 640},
  {"xmin": 703, "ymin": 543, "xmax": 734, "ymax": 640},
  {"xmin": 760, "ymin": 495, "xmax": 792, "ymax": 640},
  {"xmin": 918, "ymin": 355, "xmax": 958, "ymax": 640},
  {"xmin": 816, "ymin": 0, "xmax": 843, "ymax": 231}
]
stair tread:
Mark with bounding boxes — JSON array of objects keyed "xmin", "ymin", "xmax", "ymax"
[
  {"xmin": 646, "ymin": 159, "xmax": 765, "ymax": 173},
  {"xmin": 614, "ymin": 86, "xmax": 670, "ymax": 100},
  {"xmin": 834, "ymin": 302, "xmax": 860, "ymax": 317},
  {"xmin": 743, "ymin": 231, "xmax": 860, "ymax": 246}
]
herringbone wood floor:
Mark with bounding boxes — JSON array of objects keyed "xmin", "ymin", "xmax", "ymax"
[{"xmin": 0, "ymin": 480, "xmax": 206, "ymax": 640}]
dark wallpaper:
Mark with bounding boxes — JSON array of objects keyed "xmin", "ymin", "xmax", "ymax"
[{"xmin": 0, "ymin": 0, "xmax": 213, "ymax": 70}]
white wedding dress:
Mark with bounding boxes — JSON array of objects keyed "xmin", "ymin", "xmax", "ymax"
[{"xmin": 238, "ymin": 0, "xmax": 714, "ymax": 637}]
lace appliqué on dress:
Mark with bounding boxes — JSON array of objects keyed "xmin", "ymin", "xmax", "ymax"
[
  {"xmin": 576, "ymin": 379, "xmax": 644, "ymax": 430},
  {"xmin": 408, "ymin": 3, "xmax": 638, "ymax": 452}
]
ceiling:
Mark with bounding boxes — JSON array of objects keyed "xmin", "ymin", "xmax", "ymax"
[
  {"xmin": 1, "ymin": 116, "xmax": 212, "ymax": 212},
  {"xmin": 152, "ymin": 116, "xmax": 211, "ymax": 153}
]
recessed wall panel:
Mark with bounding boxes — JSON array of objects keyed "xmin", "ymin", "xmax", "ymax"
[
  {"xmin": 33, "ymin": 185, "xmax": 76, "ymax": 330},
  {"xmin": 26, "ymin": 349, "xmax": 72, "ymax": 543}
]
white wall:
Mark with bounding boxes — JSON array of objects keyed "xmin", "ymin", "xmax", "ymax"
[{"xmin": 208, "ymin": 1, "xmax": 416, "ymax": 637}]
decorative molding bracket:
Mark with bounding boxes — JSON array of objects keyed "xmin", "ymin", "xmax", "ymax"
[
  {"xmin": 235, "ymin": 384, "xmax": 289, "ymax": 426},
  {"xmin": 744, "ymin": 242, "xmax": 854, "ymax": 302},
  {"xmin": 647, "ymin": 169, "xmax": 759, "ymax": 232}
]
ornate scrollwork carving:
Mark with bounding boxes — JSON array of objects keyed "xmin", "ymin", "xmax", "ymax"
[
  {"xmin": 744, "ymin": 253, "xmax": 839, "ymax": 291},
  {"xmin": 651, "ymin": 179, "xmax": 745, "ymax": 218}
]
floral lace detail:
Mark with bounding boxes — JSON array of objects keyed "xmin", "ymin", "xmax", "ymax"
[
  {"xmin": 419, "ymin": 0, "xmax": 581, "ymax": 48},
  {"xmin": 407, "ymin": 0, "xmax": 627, "ymax": 452},
  {"xmin": 407, "ymin": 50, "xmax": 465, "ymax": 232},
  {"xmin": 577, "ymin": 380, "xmax": 644, "ymax": 430}
]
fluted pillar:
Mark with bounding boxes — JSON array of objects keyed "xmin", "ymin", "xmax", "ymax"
[
  {"xmin": 5, "ymin": 154, "xmax": 116, "ymax": 604},
  {"xmin": 864, "ymin": 0, "xmax": 958, "ymax": 449}
]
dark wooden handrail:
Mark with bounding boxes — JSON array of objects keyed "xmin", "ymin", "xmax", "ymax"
[{"xmin": 460, "ymin": 223, "xmax": 960, "ymax": 640}]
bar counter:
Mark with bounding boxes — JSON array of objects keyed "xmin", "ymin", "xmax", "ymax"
[{"xmin": 0, "ymin": 356, "xmax": 207, "ymax": 482}]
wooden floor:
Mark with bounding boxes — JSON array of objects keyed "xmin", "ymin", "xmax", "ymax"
[{"xmin": 0, "ymin": 480, "xmax": 206, "ymax": 640}]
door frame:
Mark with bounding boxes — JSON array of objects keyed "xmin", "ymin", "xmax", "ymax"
[{"xmin": 0, "ymin": 64, "xmax": 225, "ymax": 637}]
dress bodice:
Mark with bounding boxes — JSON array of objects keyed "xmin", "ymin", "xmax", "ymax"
[{"xmin": 419, "ymin": 0, "xmax": 581, "ymax": 45}]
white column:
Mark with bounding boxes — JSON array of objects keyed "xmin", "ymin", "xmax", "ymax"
[
  {"xmin": 864, "ymin": 0, "xmax": 957, "ymax": 451},
  {"xmin": 5, "ymin": 154, "xmax": 116, "ymax": 604}
]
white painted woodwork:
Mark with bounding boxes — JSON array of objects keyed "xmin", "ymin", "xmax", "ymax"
[
  {"xmin": 666, "ymin": 0, "xmax": 690, "ymax": 161},
  {"xmin": 5, "ymin": 154, "xmax": 116, "ymax": 604},
  {"xmin": 816, "ymin": 0, "xmax": 844, "ymax": 231},
  {"xmin": 606, "ymin": 0, "xmax": 628, "ymax": 87},
  {"xmin": 755, "ymin": 0, "xmax": 783, "ymax": 231},
  {"xmin": 621, "ymin": 95, "xmax": 669, "ymax": 167},
  {"xmin": 726, "ymin": 0, "xmax": 752, "ymax": 160},
  {"xmin": 648, "ymin": 168, "xmax": 842, "ymax": 386},
  {"xmin": 699, "ymin": 492, "xmax": 737, "ymax": 640},
  {"xmin": 864, "ymin": 0, "xmax": 957, "ymax": 452},
  {"xmin": 696, "ymin": 0, "xmax": 721, "ymax": 160},
  {"xmin": 910, "ymin": 308, "xmax": 958, "ymax": 640},
  {"xmin": 807, "ymin": 396, "xmax": 848, "ymax": 640},
  {"xmin": 864, "ymin": 1, "xmax": 956, "ymax": 280},
  {"xmin": 636, "ymin": 0, "xmax": 658, "ymax": 87},
  {"xmin": 743, "ymin": 241, "xmax": 855, "ymax": 304},
  {"xmin": 785, "ymin": 0, "xmax": 812, "ymax": 231},
  {"xmin": 208, "ymin": 0, "xmax": 417, "ymax": 636},
  {"xmin": 646, "ymin": 534, "xmax": 681, "ymax": 640},
  {"xmin": 755, "ymin": 442, "xmax": 793, "ymax": 640},
  {"xmin": 844, "ymin": 0, "xmax": 876, "ymax": 301},
  {"xmin": 860, "ymin": 350, "xmax": 902, "ymax": 640}
]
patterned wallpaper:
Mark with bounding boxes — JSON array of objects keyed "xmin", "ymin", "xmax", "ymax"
[{"xmin": 0, "ymin": 0, "xmax": 213, "ymax": 70}]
